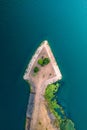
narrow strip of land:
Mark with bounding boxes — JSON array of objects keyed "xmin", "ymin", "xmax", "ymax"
[{"xmin": 24, "ymin": 40, "xmax": 62, "ymax": 130}]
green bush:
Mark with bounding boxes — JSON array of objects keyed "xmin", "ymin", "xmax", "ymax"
[
  {"xmin": 38, "ymin": 58, "xmax": 43, "ymax": 65},
  {"xmin": 43, "ymin": 58, "xmax": 50, "ymax": 65},
  {"xmin": 33, "ymin": 66, "xmax": 39, "ymax": 73},
  {"xmin": 38, "ymin": 57, "xmax": 50, "ymax": 66},
  {"xmin": 44, "ymin": 83, "xmax": 60, "ymax": 101}
]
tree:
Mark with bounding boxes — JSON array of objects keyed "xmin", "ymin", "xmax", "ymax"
[
  {"xmin": 43, "ymin": 58, "xmax": 50, "ymax": 65},
  {"xmin": 38, "ymin": 57, "xmax": 50, "ymax": 66},
  {"xmin": 33, "ymin": 66, "xmax": 39, "ymax": 73},
  {"xmin": 38, "ymin": 58, "xmax": 43, "ymax": 65}
]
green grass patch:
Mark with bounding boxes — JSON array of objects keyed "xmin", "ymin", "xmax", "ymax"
[
  {"xmin": 44, "ymin": 83, "xmax": 75, "ymax": 130},
  {"xmin": 44, "ymin": 83, "xmax": 64, "ymax": 124}
]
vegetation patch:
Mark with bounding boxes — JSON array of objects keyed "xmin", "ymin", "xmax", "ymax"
[
  {"xmin": 33, "ymin": 66, "xmax": 39, "ymax": 73},
  {"xmin": 38, "ymin": 57, "xmax": 50, "ymax": 66},
  {"xmin": 60, "ymin": 119, "xmax": 75, "ymax": 130},
  {"xmin": 38, "ymin": 58, "xmax": 43, "ymax": 66},
  {"xmin": 44, "ymin": 83, "xmax": 75, "ymax": 130}
]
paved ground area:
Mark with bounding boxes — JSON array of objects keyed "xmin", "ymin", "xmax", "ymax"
[
  {"xmin": 29, "ymin": 47, "xmax": 56, "ymax": 86},
  {"xmin": 24, "ymin": 41, "xmax": 62, "ymax": 130}
]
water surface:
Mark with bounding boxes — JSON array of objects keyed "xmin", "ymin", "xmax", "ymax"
[{"xmin": 0, "ymin": 0, "xmax": 87, "ymax": 130}]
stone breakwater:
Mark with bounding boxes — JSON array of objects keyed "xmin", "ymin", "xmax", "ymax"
[
  {"xmin": 24, "ymin": 40, "xmax": 62, "ymax": 130},
  {"xmin": 23, "ymin": 41, "xmax": 44, "ymax": 80},
  {"xmin": 23, "ymin": 40, "xmax": 62, "ymax": 81}
]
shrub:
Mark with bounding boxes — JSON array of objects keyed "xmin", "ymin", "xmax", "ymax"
[
  {"xmin": 38, "ymin": 57, "xmax": 50, "ymax": 66},
  {"xmin": 33, "ymin": 66, "xmax": 39, "ymax": 73},
  {"xmin": 43, "ymin": 58, "xmax": 50, "ymax": 65},
  {"xmin": 38, "ymin": 58, "xmax": 43, "ymax": 65},
  {"xmin": 44, "ymin": 83, "xmax": 65, "ymax": 125}
]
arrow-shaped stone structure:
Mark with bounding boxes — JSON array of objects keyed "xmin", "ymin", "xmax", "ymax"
[{"xmin": 23, "ymin": 40, "xmax": 62, "ymax": 130}]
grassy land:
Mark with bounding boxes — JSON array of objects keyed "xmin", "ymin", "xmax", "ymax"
[{"xmin": 44, "ymin": 82, "xmax": 76, "ymax": 130}]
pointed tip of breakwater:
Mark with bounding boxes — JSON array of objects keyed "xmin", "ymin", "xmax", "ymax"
[
  {"xmin": 42, "ymin": 40, "xmax": 48, "ymax": 43},
  {"xmin": 23, "ymin": 40, "xmax": 62, "ymax": 81}
]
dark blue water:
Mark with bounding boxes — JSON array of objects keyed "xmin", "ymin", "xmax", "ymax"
[{"xmin": 0, "ymin": 0, "xmax": 87, "ymax": 130}]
